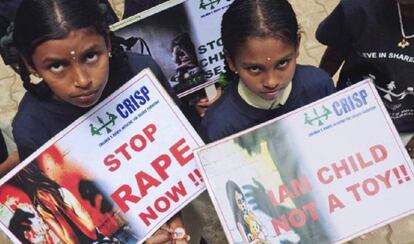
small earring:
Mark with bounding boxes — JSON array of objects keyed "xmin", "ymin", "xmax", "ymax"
[
  {"xmin": 108, "ymin": 52, "xmax": 112, "ymax": 58},
  {"xmin": 234, "ymin": 71, "xmax": 238, "ymax": 74}
]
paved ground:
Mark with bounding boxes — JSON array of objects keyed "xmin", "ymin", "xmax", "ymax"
[{"xmin": 0, "ymin": 0, "xmax": 413, "ymax": 243}]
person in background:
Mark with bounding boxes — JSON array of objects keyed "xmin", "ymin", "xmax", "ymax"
[
  {"xmin": 316, "ymin": 0, "xmax": 414, "ymax": 159},
  {"xmin": 317, "ymin": 0, "xmax": 414, "ymax": 242}
]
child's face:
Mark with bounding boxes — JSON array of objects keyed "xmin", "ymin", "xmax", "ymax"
[
  {"xmin": 235, "ymin": 191, "xmax": 247, "ymax": 213},
  {"xmin": 226, "ymin": 37, "xmax": 298, "ymax": 101},
  {"xmin": 28, "ymin": 28, "xmax": 111, "ymax": 107}
]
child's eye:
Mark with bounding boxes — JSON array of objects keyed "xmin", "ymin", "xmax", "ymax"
[
  {"xmin": 277, "ymin": 59, "xmax": 290, "ymax": 69},
  {"xmin": 84, "ymin": 52, "xmax": 98, "ymax": 63},
  {"xmin": 49, "ymin": 63, "xmax": 64, "ymax": 72},
  {"xmin": 247, "ymin": 66, "xmax": 262, "ymax": 74}
]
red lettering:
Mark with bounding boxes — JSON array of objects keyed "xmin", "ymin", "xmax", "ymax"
[
  {"xmin": 317, "ymin": 144, "xmax": 388, "ymax": 184},
  {"xmin": 346, "ymin": 170, "xmax": 394, "ymax": 202},
  {"xmin": 271, "ymin": 202, "xmax": 319, "ymax": 235},
  {"xmin": 290, "ymin": 176, "xmax": 312, "ymax": 196},
  {"xmin": 154, "ymin": 196, "xmax": 170, "ymax": 212},
  {"xmin": 328, "ymin": 194, "xmax": 344, "ymax": 213},
  {"xmin": 136, "ymin": 171, "xmax": 161, "ymax": 198},
  {"xmin": 346, "ymin": 183, "xmax": 362, "ymax": 201},
  {"xmin": 268, "ymin": 190, "xmax": 279, "ymax": 207},
  {"xmin": 288, "ymin": 208, "xmax": 306, "ymax": 228},
  {"xmin": 102, "ymin": 123, "xmax": 158, "ymax": 171},
  {"xmin": 279, "ymin": 185, "xmax": 294, "ymax": 203},
  {"xmin": 170, "ymin": 138, "xmax": 193, "ymax": 167},
  {"xmin": 104, "ymin": 154, "xmax": 121, "ymax": 172},
  {"xmin": 376, "ymin": 170, "xmax": 391, "ymax": 189},
  {"xmin": 130, "ymin": 134, "xmax": 147, "ymax": 151},
  {"xmin": 356, "ymin": 152, "xmax": 373, "ymax": 169},
  {"xmin": 115, "ymin": 143, "xmax": 132, "ymax": 160},
  {"xmin": 139, "ymin": 206, "xmax": 158, "ymax": 226},
  {"xmin": 151, "ymin": 154, "xmax": 172, "ymax": 180},
  {"xmin": 143, "ymin": 123, "xmax": 157, "ymax": 142},
  {"xmin": 165, "ymin": 181, "xmax": 187, "ymax": 202},
  {"xmin": 332, "ymin": 159, "xmax": 351, "ymax": 179},
  {"xmin": 362, "ymin": 178, "xmax": 379, "ymax": 196},
  {"xmin": 317, "ymin": 166, "xmax": 333, "ymax": 184},
  {"xmin": 370, "ymin": 144, "xmax": 387, "ymax": 162},
  {"xmin": 138, "ymin": 181, "xmax": 187, "ymax": 227},
  {"xmin": 302, "ymin": 202, "xmax": 318, "ymax": 221},
  {"xmin": 111, "ymin": 184, "xmax": 140, "ymax": 213},
  {"xmin": 272, "ymin": 215, "xmax": 291, "ymax": 235}
]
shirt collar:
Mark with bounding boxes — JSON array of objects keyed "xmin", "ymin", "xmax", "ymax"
[{"xmin": 237, "ymin": 80, "xmax": 292, "ymax": 110}]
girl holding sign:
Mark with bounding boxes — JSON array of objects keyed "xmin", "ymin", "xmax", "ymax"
[
  {"xmin": 200, "ymin": 0, "xmax": 335, "ymax": 242},
  {"xmin": 3, "ymin": 0, "xmax": 190, "ymax": 243},
  {"xmin": 8, "ymin": 0, "xmax": 174, "ymax": 162},
  {"xmin": 201, "ymin": 0, "xmax": 335, "ymax": 142}
]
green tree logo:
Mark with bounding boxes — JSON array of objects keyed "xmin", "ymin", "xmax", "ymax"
[
  {"xmin": 90, "ymin": 112, "xmax": 118, "ymax": 136},
  {"xmin": 199, "ymin": 0, "xmax": 221, "ymax": 10},
  {"xmin": 304, "ymin": 106, "xmax": 332, "ymax": 127}
]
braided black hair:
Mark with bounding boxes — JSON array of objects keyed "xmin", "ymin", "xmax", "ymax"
[
  {"xmin": 221, "ymin": 0, "xmax": 300, "ymax": 82},
  {"xmin": 9, "ymin": 0, "xmax": 134, "ymax": 100}
]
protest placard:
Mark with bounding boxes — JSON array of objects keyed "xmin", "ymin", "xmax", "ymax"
[
  {"xmin": 113, "ymin": 0, "xmax": 234, "ymax": 98},
  {"xmin": 0, "ymin": 69, "xmax": 205, "ymax": 244},
  {"xmin": 110, "ymin": 0, "xmax": 184, "ymax": 28},
  {"xmin": 195, "ymin": 80, "xmax": 414, "ymax": 244}
]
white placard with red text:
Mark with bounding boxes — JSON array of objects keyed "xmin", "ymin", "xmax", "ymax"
[
  {"xmin": 0, "ymin": 69, "xmax": 205, "ymax": 244},
  {"xmin": 195, "ymin": 80, "xmax": 414, "ymax": 244}
]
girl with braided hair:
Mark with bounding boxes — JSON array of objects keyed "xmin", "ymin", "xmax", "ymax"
[
  {"xmin": 5, "ymin": 0, "xmax": 189, "ymax": 243},
  {"xmin": 8, "ymin": 0, "xmax": 174, "ymax": 161}
]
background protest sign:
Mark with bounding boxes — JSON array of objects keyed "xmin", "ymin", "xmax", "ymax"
[
  {"xmin": 113, "ymin": 0, "xmax": 234, "ymax": 98},
  {"xmin": 195, "ymin": 80, "xmax": 414, "ymax": 244},
  {"xmin": 0, "ymin": 69, "xmax": 205, "ymax": 244},
  {"xmin": 109, "ymin": 0, "xmax": 184, "ymax": 29}
]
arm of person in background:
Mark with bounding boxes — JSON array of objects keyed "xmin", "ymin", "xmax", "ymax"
[
  {"xmin": 195, "ymin": 86, "xmax": 222, "ymax": 117},
  {"xmin": 195, "ymin": 73, "xmax": 230, "ymax": 118},
  {"xmin": 145, "ymin": 213, "xmax": 189, "ymax": 244},
  {"xmin": 0, "ymin": 150, "xmax": 19, "ymax": 177},
  {"xmin": 0, "ymin": 130, "xmax": 20, "ymax": 177},
  {"xmin": 144, "ymin": 224, "xmax": 172, "ymax": 244},
  {"xmin": 168, "ymin": 213, "xmax": 189, "ymax": 244},
  {"xmin": 318, "ymin": 46, "xmax": 347, "ymax": 77}
]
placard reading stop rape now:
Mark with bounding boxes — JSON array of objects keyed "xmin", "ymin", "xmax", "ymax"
[
  {"xmin": 195, "ymin": 80, "xmax": 414, "ymax": 244},
  {"xmin": 0, "ymin": 69, "xmax": 205, "ymax": 244}
]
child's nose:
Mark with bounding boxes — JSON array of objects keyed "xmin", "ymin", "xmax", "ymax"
[
  {"xmin": 263, "ymin": 73, "xmax": 279, "ymax": 89},
  {"xmin": 73, "ymin": 66, "xmax": 91, "ymax": 88}
]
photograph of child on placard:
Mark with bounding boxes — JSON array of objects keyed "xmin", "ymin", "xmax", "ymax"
[
  {"xmin": 226, "ymin": 179, "xmax": 303, "ymax": 244},
  {"xmin": 114, "ymin": 3, "xmax": 207, "ymax": 97},
  {"xmin": 0, "ymin": 145, "xmax": 137, "ymax": 244},
  {"xmin": 226, "ymin": 180, "xmax": 270, "ymax": 243}
]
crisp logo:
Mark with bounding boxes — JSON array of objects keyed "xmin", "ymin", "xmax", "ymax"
[
  {"xmin": 304, "ymin": 106, "xmax": 332, "ymax": 127},
  {"xmin": 90, "ymin": 112, "xmax": 118, "ymax": 136},
  {"xmin": 199, "ymin": 0, "xmax": 221, "ymax": 10}
]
